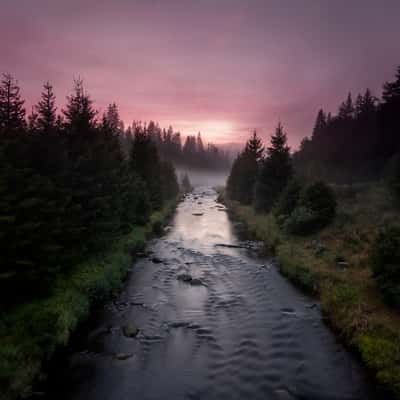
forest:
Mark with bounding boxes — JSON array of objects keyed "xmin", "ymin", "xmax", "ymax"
[
  {"xmin": 122, "ymin": 123, "xmax": 231, "ymax": 171},
  {"xmin": 0, "ymin": 75, "xmax": 184, "ymax": 306},
  {"xmin": 225, "ymin": 65, "xmax": 400, "ymax": 397}
]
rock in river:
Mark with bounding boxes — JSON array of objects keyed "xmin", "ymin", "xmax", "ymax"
[
  {"xmin": 113, "ymin": 352, "xmax": 133, "ymax": 361},
  {"xmin": 122, "ymin": 324, "xmax": 140, "ymax": 338},
  {"xmin": 177, "ymin": 273, "xmax": 193, "ymax": 282}
]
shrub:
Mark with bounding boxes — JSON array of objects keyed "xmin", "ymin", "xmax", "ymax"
[
  {"xmin": 370, "ymin": 224, "xmax": 400, "ymax": 308},
  {"xmin": 283, "ymin": 206, "xmax": 318, "ymax": 235},
  {"xmin": 274, "ymin": 179, "xmax": 302, "ymax": 218},
  {"xmin": 301, "ymin": 181, "xmax": 337, "ymax": 228},
  {"xmin": 282, "ymin": 181, "xmax": 337, "ymax": 235}
]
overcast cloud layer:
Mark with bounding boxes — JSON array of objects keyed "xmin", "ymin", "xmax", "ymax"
[{"xmin": 2, "ymin": 0, "xmax": 400, "ymax": 147}]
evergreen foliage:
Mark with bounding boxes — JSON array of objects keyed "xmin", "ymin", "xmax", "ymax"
[
  {"xmin": 294, "ymin": 66, "xmax": 400, "ymax": 183},
  {"xmin": 254, "ymin": 123, "xmax": 292, "ymax": 212},
  {"xmin": 121, "ymin": 122, "xmax": 231, "ymax": 171},
  {"xmin": 0, "ymin": 76, "xmax": 179, "ymax": 305},
  {"xmin": 226, "ymin": 130, "xmax": 264, "ymax": 204}
]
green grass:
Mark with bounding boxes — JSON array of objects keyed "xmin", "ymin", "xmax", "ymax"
[
  {"xmin": 0, "ymin": 198, "xmax": 178, "ymax": 400},
  {"xmin": 219, "ymin": 186, "xmax": 400, "ymax": 399}
]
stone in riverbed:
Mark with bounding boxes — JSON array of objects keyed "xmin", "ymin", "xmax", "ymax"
[
  {"xmin": 192, "ymin": 213, "xmax": 204, "ymax": 216},
  {"xmin": 113, "ymin": 352, "xmax": 133, "ymax": 360},
  {"xmin": 190, "ymin": 278, "xmax": 203, "ymax": 286},
  {"xmin": 151, "ymin": 257, "xmax": 163, "ymax": 264},
  {"xmin": 177, "ymin": 273, "xmax": 193, "ymax": 282},
  {"xmin": 122, "ymin": 324, "xmax": 140, "ymax": 338}
]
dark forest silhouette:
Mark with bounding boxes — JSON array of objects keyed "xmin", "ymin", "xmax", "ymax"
[
  {"xmin": 122, "ymin": 122, "xmax": 231, "ymax": 171},
  {"xmin": 0, "ymin": 75, "xmax": 182, "ymax": 303},
  {"xmin": 293, "ymin": 66, "xmax": 400, "ymax": 183}
]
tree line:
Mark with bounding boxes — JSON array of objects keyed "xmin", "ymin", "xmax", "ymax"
[
  {"xmin": 0, "ymin": 74, "xmax": 180, "ymax": 305},
  {"xmin": 294, "ymin": 66, "xmax": 400, "ymax": 183},
  {"xmin": 122, "ymin": 122, "xmax": 231, "ymax": 171},
  {"xmin": 227, "ymin": 64, "xmax": 400, "ymax": 308}
]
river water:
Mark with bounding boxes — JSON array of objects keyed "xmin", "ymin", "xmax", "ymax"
[{"xmin": 49, "ymin": 187, "xmax": 375, "ymax": 400}]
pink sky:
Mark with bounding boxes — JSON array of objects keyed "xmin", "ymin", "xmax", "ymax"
[{"xmin": 2, "ymin": 0, "xmax": 400, "ymax": 149}]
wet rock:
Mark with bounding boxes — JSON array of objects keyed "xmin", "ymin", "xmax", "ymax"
[
  {"xmin": 113, "ymin": 352, "xmax": 133, "ymax": 360},
  {"xmin": 192, "ymin": 213, "xmax": 204, "ymax": 216},
  {"xmin": 280, "ymin": 307, "xmax": 296, "ymax": 315},
  {"xmin": 190, "ymin": 278, "xmax": 203, "ymax": 286},
  {"xmin": 177, "ymin": 273, "xmax": 193, "ymax": 282},
  {"xmin": 215, "ymin": 243, "xmax": 243, "ymax": 248},
  {"xmin": 151, "ymin": 257, "xmax": 163, "ymax": 264},
  {"xmin": 170, "ymin": 321, "xmax": 190, "ymax": 328},
  {"xmin": 122, "ymin": 324, "xmax": 140, "ymax": 338},
  {"xmin": 130, "ymin": 301, "xmax": 144, "ymax": 307}
]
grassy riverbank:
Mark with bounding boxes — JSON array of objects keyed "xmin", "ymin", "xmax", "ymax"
[
  {"xmin": 219, "ymin": 185, "xmax": 400, "ymax": 398},
  {"xmin": 0, "ymin": 199, "xmax": 178, "ymax": 400}
]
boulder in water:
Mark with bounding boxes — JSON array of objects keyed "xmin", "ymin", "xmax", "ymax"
[
  {"xmin": 113, "ymin": 352, "xmax": 133, "ymax": 360},
  {"xmin": 122, "ymin": 324, "xmax": 140, "ymax": 338},
  {"xmin": 177, "ymin": 273, "xmax": 192, "ymax": 282}
]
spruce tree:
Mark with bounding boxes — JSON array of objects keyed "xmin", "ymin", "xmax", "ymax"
[
  {"xmin": 312, "ymin": 109, "xmax": 327, "ymax": 139},
  {"xmin": 36, "ymin": 82, "xmax": 57, "ymax": 133},
  {"xmin": 338, "ymin": 92, "xmax": 354, "ymax": 120},
  {"xmin": 226, "ymin": 130, "xmax": 264, "ymax": 204},
  {"xmin": 0, "ymin": 73, "xmax": 26, "ymax": 131},
  {"xmin": 254, "ymin": 122, "xmax": 292, "ymax": 212}
]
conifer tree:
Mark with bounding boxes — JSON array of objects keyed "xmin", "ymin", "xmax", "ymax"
[
  {"xmin": 36, "ymin": 82, "xmax": 57, "ymax": 133},
  {"xmin": 226, "ymin": 130, "xmax": 264, "ymax": 204},
  {"xmin": 312, "ymin": 109, "xmax": 327, "ymax": 140},
  {"xmin": 254, "ymin": 122, "xmax": 292, "ymax": 212},
  {"xmin": 338, "ymin": 92, "xmax": 354, "ymax": 120},
  {"xmin": 0, "ymin": 73, "xmax": 26, "ymax": 131}
]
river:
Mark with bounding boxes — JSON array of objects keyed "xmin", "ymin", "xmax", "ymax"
[{"xmin": 47, "ymin": 187, "xmax": 375, "ymax": 400}]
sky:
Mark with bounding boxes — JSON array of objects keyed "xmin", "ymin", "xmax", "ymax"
[{"xmin": 1, "ymin": 0, "xmax": 400, "ymax": 149}]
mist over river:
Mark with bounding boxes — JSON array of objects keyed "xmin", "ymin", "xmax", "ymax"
[{"xmin": 46, "ymin": 187, "xmax": 376, "ymax": 400}]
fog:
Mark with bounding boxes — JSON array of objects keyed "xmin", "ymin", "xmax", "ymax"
[{"xmin": 176, "ymin": 167, "xmax": 228, "ymax": 188}]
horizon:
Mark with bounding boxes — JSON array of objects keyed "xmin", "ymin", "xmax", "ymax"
[{"xmin": 2, "ymin": 0, "xmax": 400, "ymax": 149}]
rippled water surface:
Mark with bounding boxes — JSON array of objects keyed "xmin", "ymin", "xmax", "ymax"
[{"xmin": 50, "ymin": 187, "xmax": 375, "ymax": 400}]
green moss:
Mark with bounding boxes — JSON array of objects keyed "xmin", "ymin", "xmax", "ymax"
[{"xmin": 0, "ymin": 199, "xmax": 178, "ymax": 400}]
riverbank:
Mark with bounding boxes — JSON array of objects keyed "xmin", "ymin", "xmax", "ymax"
[
  {"xmin": 0, "ymin": 199, "xmax": 178, "ymax": 400},
  {"xmin": 219, "ymin": 185, "xmax": 400, "ymax": 399}
]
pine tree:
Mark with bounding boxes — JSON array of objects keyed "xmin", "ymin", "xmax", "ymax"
[
  {"xmin": 244, "ymin": 130, "xmax": 264, "ymax": 161},
  {"xmin": 312, "ymin": 109, "xmax": 327, "ymax": 139},
  {"xmin": 338, "ymin": 92, "xmax": 354, "ymax": 120},
  {"xmin": 382, "ymin": 66, "xmax": 400, "ymax": 102},
  {"xmin": 226, "ymin": 130, "xmax": 264, "ymax": 204},
  {"xmin": 63, "ymin": 79, "xmax": 97, "ymax": 133},
  {"xmin": 254, "ymin": 122, "xmax": 292, "ymax": 212},
  {"xmin": 131, "ymin": 126, "xmax": 163, "ymax": 209},
  {"xmin": 379, "ymin": 65, "xmax": 400, "ymax": 160},
  {"xmin": 36, "ymin": 82, "xmax": 57, "ymax": 133},
  {"xmin": 0, "ymin": 73, "xmax": 26, "ymax": 131}
]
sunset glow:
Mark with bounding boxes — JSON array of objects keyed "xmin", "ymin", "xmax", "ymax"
[{"xmin": 2, "ymin": 0, "xmax": 400, "ymax": 148}]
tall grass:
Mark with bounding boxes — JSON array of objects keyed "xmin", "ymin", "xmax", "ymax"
[{"xmin": 220, "ymin": 186, "xmax": 400, "ymax": 399}]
